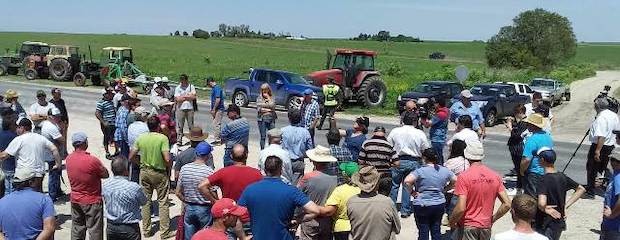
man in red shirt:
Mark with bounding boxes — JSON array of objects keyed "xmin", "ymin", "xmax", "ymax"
[
  {"xmin": 65, "ymin": 132, "xmax": 110, "ymax": 240},
  {"xmin": 192, "ymin": 198, "xmax": 248, "ymax": 240},
  {"xmin": 198, "ymin": 144, "xmax": 262, "ymax": 201},
  {"xmin": 449, "ymin": 141, "xmax": 511, "ymax": 240}
]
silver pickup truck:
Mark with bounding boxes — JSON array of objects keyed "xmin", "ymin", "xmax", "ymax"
[{"xmin": 529, "ymin": 78, "xmax": 571, "ymax": 106}]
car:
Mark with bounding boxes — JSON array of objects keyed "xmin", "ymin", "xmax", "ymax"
[
  {"xmin": 397, "ymin": 81, "xmax": 463, "ymax": 114},
  {"xmin": 224, "ymin": 68, "xmax": 322, "ymax": 110},
  {"xmin": 529, "ymin": 78, "xmax": 571, "ymax": 106},
  {"xmin": 452, "ymin": 83, "xmax": 530, "ymax": 126},
  {"xmin": 494, "ymin": 81, "xmax": 535, "ymax": 101}
]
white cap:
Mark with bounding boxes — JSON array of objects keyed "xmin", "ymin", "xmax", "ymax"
[
  {"xmin": 153, "ymin": 77, "xmax": 162, "ymax": 83},
  {"xmin": 461, "ymin": 90, "xmax": 473, "ymax": 98},
  {"xmin": 161, "ymin": 77, "xmax": 169, "ymax": 83}
]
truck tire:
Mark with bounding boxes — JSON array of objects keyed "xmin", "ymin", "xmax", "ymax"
[
  {"xmin": 73, "ymin": 72, "xmax": 86, "ymax": 86},
  {"xmin": 24, "ymin": 68, "xmax": 37, "ymax": 80},
  {"xmin": 564, "ymin": 92, "xmax": 571, "ymax": 101},
  {"xmin": 50, "ymin": 58, "xmax": 72, "ymax": 81},
  {"xmin": 233, "ymin": 90, "xmax": 249, "ymax": 107},
  {"xmin": 0, "ymin": 65, "xmax": 6, "ymax": 76},
  {"xmin": 286, "ymin": 96, "xmax": 302, "ymax": 110},
  {"xmin": 357, "ymin": 75, "xmax": 386, "ymax": 107},
  {"xmin": 485, "ymin": 108, "xmax": 497, "ymax": 127}
]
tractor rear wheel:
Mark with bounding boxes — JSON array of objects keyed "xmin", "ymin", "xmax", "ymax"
[
  {"xmin": 357, "ymin": 75, "xmax": 387, "ymax": 107},
  {"xmin": 0, "ymin": 65, "xmax": 6, "ymax": 76},
  {"xmin": 50, "ymin": 58, "xmax": 72, "ymax": 81},
  {"xmin": 24, "ymin": 68, "xmax": 37, "ymax": 80},
  {"xmin": 73, "ymin": 72, "xmax": 86, "ymax": 86}
]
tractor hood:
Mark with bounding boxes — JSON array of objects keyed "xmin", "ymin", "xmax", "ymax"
[{"xmin": 307, "ymin": 69, "xmax": 343, "ymax": 86}]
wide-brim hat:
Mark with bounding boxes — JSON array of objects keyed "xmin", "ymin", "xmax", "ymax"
[
  {"xmin": 464, "ymin": 141, "xmax": 484, "ymax": 161},
  {"xmin": 524, "ymin": 113, "xmax": 546, "ymax": 129},
  {"xmin": 184, "ymin": 127, "xmax": 209, "ymax": 141},
  {"xmin": 4, "ymin": 89, "xmax": 18, "ymax": 99},
  {"xmin": 351, "ymin": 166, "xmax": 380, "ymax": 193},
  {"xmin": 306, "ymin": 145, "xmax": 337, "ymax": 163}
]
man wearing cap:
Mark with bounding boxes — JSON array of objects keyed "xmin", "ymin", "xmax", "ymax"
[
  {"xmin": 602, "ymin": 153, "xmax": 620, "ymax": 239},
  {"xmin": 65, "ymin": 132, "xmax": 109, "ymax": 240},
  {"xmin": 449, "ymin": 141, "xmax": 511, "ymax": 240},
  {"xmin": 238, "ymin": 155, "xmax": 321, "ymax": 240},
  {"xmin": 520, "ymin": 113, "xmax": 554, "ymax": 197},
  {"xmin": 347, "ymin": 166, "xmax": 401, "ymax": 240},
  {"xmin": 192, "ymin": 198, "xmax": 249, "ymax": 240},
  {"xmin": 358, "ymin": 126, "xmax": 398, "ymax": 178},
  {"xmin": 157, "ymin": 98, "xmax": 178, "ymax": 145},
  {"xmin": 318, "ymin": 77, "xmax": 340, "ymax": 130},
  {"xmin": 296, "ymin": 146, "xmax": 338, "ymax": 240},
  {"xmin": 536, "ymin": 148, "xmax": 585, "ymax": 240},
  {"xmin": 128, "ymin": 116, "xmax": 173, "ymax": 238},
  {"xmin": 29, "ymin": 90, "xmax": 57, "ymax": 132},
  {"xmin": 586, "ymin": 97, "xmax": 620, "ymax": 198},
  {"xmin": 115, "ymin": 94, "xmax": 132, "ymax": 158},
  {"xmin": 103, "ymin": 156, "xmax": 148, "ymax": 240},
  {"xmin": 207, "ymin": 77, "xmax": 225, "ymax": 144},
  {"xmin": 0, "ymin": 167, "xmax": 56, "ymax": 240},
  {"xmin": 450, "ymin": 89, "xmax": 486, "ymax": 138},
  {"xmin": 320, "ymin": 163, "xmax": 360, "ymax": 240},
  {"xmin": 96, "ymin": 87, "xmax": 117, "ymax": 159},
  {"xmin": 221, "ymin": 104, "xmax": 250, "ymax": 167},
  {"xmin": 422, "ymin": 97, "xmax": 450, "ymax": 165},
  {"xmin": 301, "ymin": 88, "xmax": 321, "ymax": 146},
  {"xmin": 150, "ymin": 83, "xmax": 168, "ymax": 114},
  {"xmin": 39, "ymin": 107, "xmax": 66, "ymax": 201},
  {"xmin": 176, "ymin": 141, "xmax": 216, "ymax": 239},
  {"xmin": 259, "ymin": 128, "xmax": 294, "ymax": 183},
  {"xmin": 281, "ymin": 108, "xmax": 313, "ymax": 185},
  {"xmin": 4, "ymin": 89, "xmax": 26, "ymax": 118},
  {"xmin": 0, "ymin": 118, "xmax": 62, "ymax": 192},
  {"xmin": 175, "ymin": 74, "xmax": 197, "ymax": 145}
]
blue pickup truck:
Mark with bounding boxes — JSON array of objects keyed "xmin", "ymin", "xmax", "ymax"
[{"xmin": 224, "ymin": 68, "xmax": 322, "ymax": 109}]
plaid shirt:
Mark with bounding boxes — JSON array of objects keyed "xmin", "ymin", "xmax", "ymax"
[
  {"xmin": 102, "ymin": 176, "xmax": 147, "ymax": 224},
  {"xmin": 301, "ymin": 100, "xmax": 320, "ymax": 129},
  {"xmin": 221, "ymin": 117, "xmax": 250, "ymax": 149},
  {"xmin": 328, "ymin": 145, "xmax": 354, "ymax": 183},
  {"xmin": 114, "ymin": 106, "xmax": 129, "ymax": 141}
]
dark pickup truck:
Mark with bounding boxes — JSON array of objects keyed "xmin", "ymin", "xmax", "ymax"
[
  {"xmin": 224, "ymin": 68, "xmax": 322, "ymax": 110},
  {"xmin": 451, "ymin": 83, "xmax": 530, "ymax": 126},
  {"xmin": 397, "ymin": 81, "xmax": 464, "ymax": 114}
]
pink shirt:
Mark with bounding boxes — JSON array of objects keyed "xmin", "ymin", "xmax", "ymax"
[{"xmin": 454, "ymin": 164, "xmax": 504, "ymax": 228}]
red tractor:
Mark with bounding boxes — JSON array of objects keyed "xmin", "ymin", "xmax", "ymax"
[{"xmin": 308, "ymin": 49, "xmax": 387, "ymax": 107}]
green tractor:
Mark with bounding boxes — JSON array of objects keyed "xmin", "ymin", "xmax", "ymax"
[{"xmin": 73, "ymin": 47, "xmax": 145, "ymax": 87}]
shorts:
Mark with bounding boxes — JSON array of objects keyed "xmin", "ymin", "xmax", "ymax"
[{"xmin": 101, "ymin": 124, "xmax": 116, "ymax": 145}]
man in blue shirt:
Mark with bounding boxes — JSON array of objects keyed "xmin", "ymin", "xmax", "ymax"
[
  {"xmin": 238, "ymin": 155, "xmax": 321, "ymax": 240},
  {"xmin": 602, "ymin": 153, "xmax": 620, "ymax": 239},
  {"xmin": 450, "ymin": 90, "xmax": 486, "ymax": 138},
  {"xmin": 0, "ymin": 109, "xmax": 17, "ymax": 196},
  {"xmin": 0, "ymin": 167, "xmax": 56, "ymax": 239},
  {"xmin": 221, "ymin": 104, "xmax": 250, "ymax": 167},
  {"xmin": 520, "ymin": 113, "xmax": 554, "ymax": 197},
  {"xmin": 281, "ymin": 109, "xmax": 313, "ymax": 185},
  {"xmin": 208, "ymin": 77, "xmax": 226, "ymax": 144}
]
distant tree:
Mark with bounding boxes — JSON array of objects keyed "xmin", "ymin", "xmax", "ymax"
[
  {"xmin": 375, "ymin": 30, "xmax": 390, "ymax": 42},
  {"xmin": 218, "ymin": 24, "xmax": 228, "ymax": 37},
  {"xmin": 486, "ymin": 8, "xmax": 577, "ymax": 69},
  {"xmin": 182, "ymin": 31, "xmax": 189, "ymax": 36},
  {"xmin": 210, "ymin": 31, "xmax": 222, "ymax": 38},
  {"xmin": 193, "ymin": 29, "xmax": 210, "ymax": 39},
  {"xmin": 174, "ymin": 30, "xmax": 180, "ymax": 36}
]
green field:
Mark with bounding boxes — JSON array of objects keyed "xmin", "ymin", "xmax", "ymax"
[{"xmin": 1, "ymin": 32, "xmax": 619, "ymax": 113}]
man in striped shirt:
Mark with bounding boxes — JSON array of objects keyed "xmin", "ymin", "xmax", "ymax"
[
  {"xmin": 95, "ymin": 87, "xmax": 117, "ymax": 159},
  {"xmin": 103, "ymin": 156, "xmax": 147, "ymax": 240},
  {"xmin": 221, "ymin": 104, "xmax": 249, "ymax": 167},
  {"xmin": 358, "ymin": 126, "xmax": 398, "ymax": 178}
]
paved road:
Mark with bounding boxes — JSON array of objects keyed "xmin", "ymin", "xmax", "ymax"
[{"xmin": 0, "ymin": 80, "xmax": 593, "ymax": 184}]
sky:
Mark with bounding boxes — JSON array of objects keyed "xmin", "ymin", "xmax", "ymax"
[{"xmin": 1, "ymin": 0, "xmax": 619, "ymax": 42}]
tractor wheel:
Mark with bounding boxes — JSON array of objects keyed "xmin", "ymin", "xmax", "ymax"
[
  {"xmin": 286, "ymin": 96, "xmax": 302, "ymax": 110},
  {"xmin": 485, "ymin": 108, "xmax": 497, "ymax": 127},
  {"xmin": 0, "ymin": 65, "xmax": 6, "ymax": 76},
  {"xmin": 73, "ymin": 72, "xmax": 86, "ymax": 86},
  {"xmin": 91, "ymin": 75, "xmax": 102, "ymax": 86},
  {"xmin": 24, "ymin": 68, "xmax": 37, "ymax": 80},
  {"xmin": 357, "ymin": 75, "xmax": 387, "ymax": 107},
  {"xmin": 232, "ymin": 90, "xmax": 249, "ymax": 107},
  {"xmin": 50, "ymin": 58, "xmax": 72, "ymax": 81}
]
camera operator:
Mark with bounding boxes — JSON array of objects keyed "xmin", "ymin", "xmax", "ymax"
[
  {"xmin": 422, "ymin": 98, "xmax": 449, "ymax": 165},
  {"xmin": 585, "ymin": 97, "xmax": 619, "ymax": 198}
]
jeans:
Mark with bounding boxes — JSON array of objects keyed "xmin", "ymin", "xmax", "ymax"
[
  {"xmin": 184, "ymin": 204, "xmax": 212, "ymax": 240},
  {"xmin": 4, "ymin": 170, "xmax": 14, "ymax": 196},
  {"xmin": 446, "ymin": 193, "xmax": 458, "ymax": 218},
  {"xmin": 601, "ymin": 230, "xmax": 620, "ymax": 240},
  {"xmin": 107, "ymin": 222, "xmax": 141, "ymax": 240},
  {"xmin": 413, "ymin": 203, "xmax": 445, "ymax": 240},
  {"xmin": 587, "ymin": 144, "xmax": 615, "ymax": 191},
  {"xmin": 308, "ymin": 127, "xmax": 316, "ymax": 147},
  {"xmin": 47, "ymin": 161, "xmax": 62, "ymax": 201},
  {"xmin": 258, "ymin": 118, "xmax": 275, "ymax": 149},
  {"xmin": 176, "ymin": 109, "xmax": 195, "ymax": 142},
  {"xmin": 129, "ymin": 161, "xmax": 140, "ymax": 183},
  {"xmin": 390, "ymin": 157, "xmax": 420, "ymax": 215},
  {"xmin": 509, "ymin": 143, "xmax": 524, "ymax": 189},
  {"xmin": 71, "ymin": 202, "xmax": 104, "ymax": 240},
  {"xmin": 431, "ymin": 142, "xmax": 445, "ymax": 165}
]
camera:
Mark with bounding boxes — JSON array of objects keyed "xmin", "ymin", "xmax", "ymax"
[{"xmin": 597, "ymin": 85, "xmax": 619, "ymax": 113}]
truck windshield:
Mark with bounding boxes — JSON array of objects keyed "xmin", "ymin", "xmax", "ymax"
[
  {"xmin": 531, "ymin": 80, "xmax": 554, "ymax": 87},
  {"xmin": 283, "ymin": 72, "xmax": 309, "ymax": 84},
  {"xmin": 471, "ymin": 86, "xmax": 499, "ymax": 96},
  {"xmin": 414, "ymin": 84, "xmax": 442, "ymax": 93}
]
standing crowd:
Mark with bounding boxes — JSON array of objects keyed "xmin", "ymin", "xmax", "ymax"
[{"xmin": 0, "ymin": 77, "xmax": 619, "ymax": 240}]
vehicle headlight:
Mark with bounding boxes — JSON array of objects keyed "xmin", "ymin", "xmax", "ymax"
[
  {"xmin": 417, "ymin": 98, "xmax": 429, "ymax": 105},
  {"xmin": 473, "ymin": 101, "xmax": 488, "ymax": 108}
]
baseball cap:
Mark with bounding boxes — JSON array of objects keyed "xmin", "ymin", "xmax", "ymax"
[
  {"xmin": 211, "ymin": 198, "xmax": 249, "ymax": 219},
  {"xmin": 339, "ymin": 162, "xmax": 360, "ymax": 177},
  {"xmin": 460, "ymin": 90, "xmax": 473, "ymax": 98},
  {"xmin": 195, "ymin": 142, "xmax": 213, "ymax": 156},
  {"xmin": 36, "ymin": 90, "xmax": 46, "ymax": 97},
  {"xmin": 374, "ymin": 126, "xmax": 386, "ymax": 133},
  {"xmin": 134, "ymin": 106, "xmax": 148, "ymax": 116},
  {"xmin": 71, "ymin": 132, "xmax": 88, "ymax": 144},
  {"xmin": 464, "ymin": 141, "xmax": 484, "ymax": 161},
  {"xmin": 537, "ymin": 147, "xmax": 556, "ymax": 164},
  {"xmin": 13, "ymin": 167, "xmax": 36, "ymax": 183},
  {"xmin": 304, "ymin": 89, "xmax": 314, "ymax": 95}
]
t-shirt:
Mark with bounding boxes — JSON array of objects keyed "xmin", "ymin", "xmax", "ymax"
[
  {"xmin": 537, "ymin": 172, "xmax": 579, "ymax": 225},
  {"xmin": 492, "ymin": 229, "xmax": 549, "ymax": 240},
  {"xmin": 411, "ymin": 165, "xmax": 455, "ymax": 206},
  {"xmin": 387, "ymin": 125, "xmax": 430, "ymax": 158},
  {"xmin": 454, "ymin": 164, "xmax": 505, "ymax": 229},
  {"xmin": 66, "ymin": 150, "xmax": 106, "ymax": 204},
  {"xmin": 157, "ymin": 113, "xmax": 177, "ymax": 144},
  {"xmin": 96, "ymin": 99, "xmax": 116, "ymax": 124},
  {"xmin": 192, "ymin": 228, "xmax": 228, "ymax": 240},
  {"xmin": 325, "ymin": 184, "xmax": 361, "ymax": 232},
  {"xmin": 0, "ymin": 189, "xmax": 56, "ymax": 240},
  {"xmin": 238, "ymin": 177, "xmax": 310, "ymax": 240},
  {"xmin": 344, "ymin": 129, "xmax": 366, "ymax": 162},
  {"xmin": 603, "ymin": 172, "xmax": 620, "ymax": 231},
  {"xmin": 28, "ymin": 102, "xmax": 56, "ymax": 127},
  {"xmin": 179, "ymin": 162, "xmax": 215, "ymax": 204},
  {"xmin": 429, "ymin": 107, "xmax": 449, "ymax": 143},
  {"xmin": 450, "ymin": 101, "xmax": 485, "ymax": 131},
  {"xmin": 174, "ymin": 84, "xmax": 196, "ymax": 110},
  {"xmin": 211, "ymin": 85, "xmax": 225, "ymax": 111},
  {"xmin": 0, "ymin": 130, "xmax": 17, "ymax": 172},
  {"xmin": 522, "ymin": 131, "xmax": 553, "ymax": 176},
  {"xmin": 207, "ymin": 165, "xmax": 262, "ymax": 201},
  {"xmin": 133, "ymin": 132, "xmax": 170, "ymax": 171},
  {"xmin": 358, "ymin": 137, "xmax": 398, "ymax": 175},
  {"xmin": 40, "ymin": 120, "xmax": 62, "ymax": 162},
  {"xmin": 590, "ymin": 109, "xmax": 620, "ymax": 146},
  {"xmin": 448, "ymin": 128, "xmax": 480, "ymax": 146},
  {"xmin": 347, "ymin": 194, "xmax": 401, "ymax": 240},
  {"xmin": 297, "ymin": 171, "xmax": 337, "ymax": 234},
  {"xmin": 4, "ymin": 132, "xmax": 55, "ymax": 175}
]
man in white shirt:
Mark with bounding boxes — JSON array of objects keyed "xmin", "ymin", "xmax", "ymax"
[
  {"xmin": 448, "ymin": 115, "xmax": 481, "ymax": 146},
  {"xmin": 586, "ymin": 98, "xmax": 620, "ymax": 198},
  {"xmin": 258, "ymin": 128, "xmax": 293, "ymax": 184},
  {"xmin": 387, "ymin": 111, "xmax": 430, "ymax": 218},
  {"xmin": 29, "ymin": 90, "xmax": 57, "ymax": 131},
  {"xmin": 0, "ymin": 118, "xmax": 62, "ymax": 192},
  {"xmin": 40, "ymin": 108, "xmax": 66, "ymax": 201},
  {"xmin": 174, "ymin": 74, "xmax": 196, "ymax": 144},
  {"xmin": 493, "ymin": 194, "xmax": 548, "ymax": 240}
]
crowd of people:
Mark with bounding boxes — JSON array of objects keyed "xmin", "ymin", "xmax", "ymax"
[{"xmin": 0, "ymin": 77, "xmax": 619, "ymax": 240}]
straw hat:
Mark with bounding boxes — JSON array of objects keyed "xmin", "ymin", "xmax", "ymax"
[
  {"xmin": 184, "ymin": 127, "xmax": 209, "ymax": 142},
  {"xmin": 351, "ymin": 166, "xmax": 380, "ymax": 193},
  {"xmin": 306, "ymin": 145, "xmax": 337, "ymax": 163},
  {"xmin": 524, "ymin": 113, "xmax": 545, "ymax": 129},
  {"xmin": 4, "ymin": 89, "xmax": 18, "ymax": 99}
]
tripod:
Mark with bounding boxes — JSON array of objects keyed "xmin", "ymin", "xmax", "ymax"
[{"xmin": 561, "ymin": 129, "xmax": 590, "ymax": 173}]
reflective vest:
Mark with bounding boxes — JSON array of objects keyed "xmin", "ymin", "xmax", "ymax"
[{"xmin": 323, "ymin": 84, "xmax": 340, "ymax": 107}]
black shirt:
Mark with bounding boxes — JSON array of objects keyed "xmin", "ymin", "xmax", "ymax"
[
  {"xmin": 537, "ymin": 172, "xmax": 579, "ymax": 224},
  {"xmin": 49, "ymin": 98, "xmax": 68, "ymax": 123},
  {"xmin": 507, "ymin": 120, "xmax": 527, "ymax": 146}
]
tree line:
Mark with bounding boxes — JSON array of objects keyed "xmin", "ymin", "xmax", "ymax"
[
  {"xmin": 351, "ymin": 31, "xmax": 422, "ymax": 42},
  {"xmin": 170, "ymin": 24, "xmax": 294, "ymax": 40}
]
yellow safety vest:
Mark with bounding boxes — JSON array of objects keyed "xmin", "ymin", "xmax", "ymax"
[{"xmin": 323, "ymin": 84, "xmax": 340, "ymax": 107}]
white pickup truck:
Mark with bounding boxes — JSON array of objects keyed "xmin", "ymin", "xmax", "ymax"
[{"xmin": 529, "ymin": 78, "xmax": 571, "ymax": 106}]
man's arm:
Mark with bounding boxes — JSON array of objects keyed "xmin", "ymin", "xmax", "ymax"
[
  {"xmin": 98, "ymin": 162, "xmax": 110, "ymax": 179},
  {"xmin": 605, "ymin": 194, "xmax": 620, "ymax": 219},
  {"xmin": 0, "ymin": 152, "xmax": 9, "ymax": 161},
  {"xmin": 595, "ymin": 136, "xmax": 605, "ymax": 161},
  {"xmin": 492, "ymin": 190, "xmax": 511, "ymax": 223},
  {"xmin": 175, "ymin": 180, "xmax": 185, "ymax": 202},
  {"xmin": 49, "ymin": 145, "xmax": 62, "ymax": 170},
  {"xmin": 319, "ymin": 205, "xmax": 337, "ymax": 217},
  {"xmin": 197, "ymin": 178, "xmax": 219, "ymax": 203},
  {"xmin": 128, "ymin": 149, "xmax": 139, "ymax": 164},
  {"xmin": 519, "ymin": 157, "xmax": 530, "ymax": 176},
  {"xmin": 35, "ymin": 217, "xmax": 55, "ymax": 240},
  {"xmin": 95, "ymin": 110, "xmax": 106, "ymax": 125},
  {"xmin": 162, "ymin": 150, "xmax": 171, "ymax": 169},
  {"xmin": 301, "ymin": 201, "xmax": 321, "ymax": 222},
  {"xmin": 538, "ymin": 194, "xmax": 561, "ymax": 219},
  {"xmin": 566, "ymin": 185, "xmax": 586, "ymax": 209},
  {"xmin": 449, "ymin": 195, "xmax": 467, "ymax": 227}
]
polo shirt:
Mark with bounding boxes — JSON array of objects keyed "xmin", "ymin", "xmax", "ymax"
[
  {"xmin": 179, "ymin": 162, "xmax": 215, "ymax": 204},
  {"xmin": 66, "ymin": 150, "xmax": 106, "ymax": 204},
  {"xmin": 590, "ymin": 109, "xmax": 620, "ymax": 146},
  {"xmin": 281, "ymin": 125, "xmax": 313, "ymax": 159},
  {"xmin": 133, "ymin": 132, "xmax": 170, "ymax": 171},
  {"xmin": 238, "ymin": 177, "xmax": 310, "ymax": 240},
  {"xmin": 0, "ymin": 188, "xmax": 55, "ymax": 240},
  {"xmin": 522, "ymin": 131, "xmax": 553, "ymax": 176},
  {"xmin": 449, "ymin": 101, "xmax": 485, "ymax": 131},
  {"xmin": 387, "ymin": 125, "xmax": 430, "ymax": 158}
]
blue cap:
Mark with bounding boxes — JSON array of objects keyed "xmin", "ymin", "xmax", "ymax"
[
  {"xmin": 195, "ymin": 142, "xmax": 213, "ymax": 156},
  {"xmin": 72, "ymin": 132, "xmax": 88, "ymax": 144},
  {"xmin": 304, "ymin": 89, "xmax": 313, "ymax": 95}
]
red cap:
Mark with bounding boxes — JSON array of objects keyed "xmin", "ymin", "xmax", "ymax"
[{"xmin": 211, "ymin": 198, "xmax": 249, "ymax": 221}]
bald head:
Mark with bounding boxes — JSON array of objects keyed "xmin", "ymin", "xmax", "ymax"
[{"xmin": 232, "ymin": 144, "xmax": 248, "ymax": 164}]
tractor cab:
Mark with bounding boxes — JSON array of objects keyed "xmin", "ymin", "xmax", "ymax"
[
  {"xmin": 103, "ymin": 47, "xmax": 134, "ymax": 64},
  {"xmin": 19, "ymin": 41, "xmax": 50, "ymax": 60},
  {"xmin": 100, "ymin": 47, "xmax": 143, "ymax": 82},
  {"xmin": 329, "ymin": 49, "xmax": 376, "ymax": 72}
]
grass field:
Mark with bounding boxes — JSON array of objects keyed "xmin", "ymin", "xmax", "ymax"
[{"xmin": 1, "ymin": 32, "xmax": 619, "ymax": 113}]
